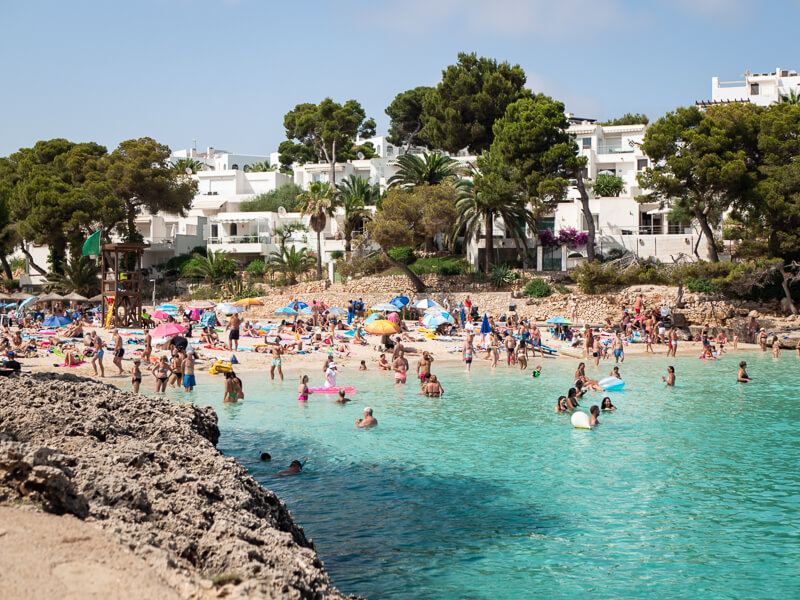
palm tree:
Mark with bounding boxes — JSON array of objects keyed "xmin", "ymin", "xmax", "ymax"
[
  {"xmin": 780, "ymin": 89, "xmax": 800, "ymax": 104},
  {"xmin": 297, "ymin": 181, "xmax": 337, "ymax": 277},
  {"xmin": 337, "ymin": 175, "xmax": 379, "ymax": 255},
  {"xmin": 171, "ymin": 158, "xmax": 205, "ymax": 174},
  {"xmin": 387, "ymin": 151, "xmax": 463, "ymax": 188},
  {"xmin": 45, "ymin": 256, "xmax": 100, "ymax": 296},
  {"xmin": 272, "ymin": 221, "xmax": 308, "ymax": 252},
  {"xmin": 180, "ymin": 250, "xmax": 237, "ymax": 283},
  {"xmin": 244, "ymin": 160, "xmax": 276, "ymax": 172},
  {"xmin": 453, "ymin": 179, "xmax": 536, "ymax": 274},
  {"xmin": 267, "ymin": 246, "xmax": 315, "ymax": 285}
]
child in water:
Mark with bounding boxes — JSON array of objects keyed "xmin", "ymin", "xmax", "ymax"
[
  {"xmin": 531, "ymin": 365, "xmax": 542, "ymax": 378},
  {"xmin": 359, "ymin": 360, "xmax": 367, "ymax": 371}
]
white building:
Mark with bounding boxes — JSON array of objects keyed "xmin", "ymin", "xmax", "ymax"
[
  {"xmin": 708, "ymin": 67, "xmax": 800, "ymax": 106},
  {"xmin": 464, "ymin": 117, "xmax": 711, "ymax": 271}
]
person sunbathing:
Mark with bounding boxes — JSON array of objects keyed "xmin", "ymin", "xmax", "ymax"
[
  {"xmin": 241, "ymin": 321, "xmax": 260, "ymax": 337},
  {"xmin": 61, "ymin": 345, "xmax": 82, "ymax": 366},
  {"xmin": 352, "ymin": 326, "xmax": 367, "ymax": 345},
  {"xmin": 63, "ymin": 322, "xmax": 84, "ymax": 338}
]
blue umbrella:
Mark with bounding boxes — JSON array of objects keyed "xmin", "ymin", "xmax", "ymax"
[
  {"xmin": 43, "ymin": 315, "xmax": 73, "ymax": 328},
  {"xmin": 371, "ymin": 303, "xmax": 400, "ymax": 312},
  {"xmin": 299, "ymin": 305, "xmax": 313, "ymax": 315},
  {"xmin": 364, "ymin": 312, "xmax": 382, "ymax": 325},
  {"xmin": 288, "ymin": 301, "xmax": 309, "ymax": 310},
  {"xmin": 390, "ymin": 296, "xmax": 410, "ymax": 308},
  {"xmin": 480, "ymin": 313, "xmax": 492, "ymax": 335},
  {"xmin": 422, "ymin": 311, "xmax": 454, "ymax": 327},
  {"xmin": 18, "ymin": 296, "xmax": 38, "ymax": 311},
  {"xmin": 275, "ymin": 306, "xmax": 299, "ymax": 315},
  {"xmin": 412, "ymin": 299, "xmax": 440, "ymax": 309},
  {"xmin": 546, "ymin": 316, "xmax": 572, "ymax": 325},
  {"xmin": 325, "ymin": 307, "xmax": 348, "ymax": 316},
  {"xmin": 157, "ymin": 304, "xmax": 178, "ymax": 311}
]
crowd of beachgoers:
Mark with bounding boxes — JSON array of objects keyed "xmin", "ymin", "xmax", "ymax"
[{"xmin": 3, "ymin": 293, "xmax": 796, "ymax": 418}]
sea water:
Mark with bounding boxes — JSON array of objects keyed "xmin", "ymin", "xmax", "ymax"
[{"xmin": 147, "ymin": 352, "xmax": 800, "ymax": 599}]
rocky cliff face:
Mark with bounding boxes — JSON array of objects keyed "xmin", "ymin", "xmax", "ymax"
[{"xmin": 0, "ymin": 373, "xmax": 359, "ymax": 600}]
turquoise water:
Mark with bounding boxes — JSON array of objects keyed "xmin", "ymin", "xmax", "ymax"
[{"xmin": 145, "ymin": 352, "xmax": 800, "ymax": 599}]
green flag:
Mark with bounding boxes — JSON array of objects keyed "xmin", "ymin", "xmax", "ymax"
[{"xmin": 82, "ymin": 230, "xmax": 101, "ymax": 257}]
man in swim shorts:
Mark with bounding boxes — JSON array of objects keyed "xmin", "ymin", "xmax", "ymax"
[
  {"xmin": 182, "ymin": 352, "xmax": 196, "ymax": 391},
  {"xmin": 112, "ymin": 329, "xmax": 124, "ymax": 375},
  {"xmin": 269, "ymin": 341, "xmax": 284, "ymax": 381},
  {"xmin": 393, "ymin": 350, "xmax": 408, "ymax": 384},
  {"xmin": 417, "ymin": 351, "xmax": 432, "ymax": 384},
  {"xmin": 612, "ymin": 332, "xmax": 624, "ymax": 363},
  {"xmin": 227, "ymin": 313, "xmax": 241, "ymax": 351}
]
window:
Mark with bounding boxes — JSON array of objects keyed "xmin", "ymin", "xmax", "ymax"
[
  {"xmin": 750, "ymin": 83, "xmax": 760, "ymax": 95},
  {"xmin": 538, "ymin": 216, "xmax": 555, "ymax": 233},
  {"xmin": 386, "ymin": 146, "xmax": 393, "ymax": 155},
  {"xmin": 231, "ymin": 163, "xmax": 239, "ymax": 170},
  {"xmin": 582, "ymin": 137, "xmax": 592, "ymax": 149},
  {"xmin": 637, "ymin": 158, "xmax": 649, "ymax": 171},
  {"xmin": 211, "ymin": 224, "xmax": 218, "ymax": 239},
  {"xmin": 581, "ymin": 213, "xmax": 599, "ymax": 232},
  {"xmin": 230, "ymin": 223, "xmax": 238, "ymax": 236}
]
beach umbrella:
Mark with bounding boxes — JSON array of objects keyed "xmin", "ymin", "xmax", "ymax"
[
  {"xmin": 480, "ymin": 313, "xmax": 492, "ymax": 335},
  {"xmin": 157, "ymin": 304, "xmax": 178, "ymax": 311},
  {"xmin": 275, "ymin": 306, "xmax": 299, "ymax": 315},
  {"xmin": 421, "ymin": 311, "xmax": 454, "ymax": 327},
  {"xmin": 546, "ymin": 316, "xmax": 572, "ymax": 325},
  {"xmin": 288, "ymin": 301, "xmax": 309, "ymax": 311},
  {"xmin": 299, "ymin": 305, "xmax": 313, "ymax": 314},
  {"xmin": 151, "ymin": 310, "xmax": 172, "ymax": 320},
  {"xmin": 187, "ymin": 300, "xmax": 216, "ymax": 310},
  {"xmin": 234, "ymin": 297, "xmax": 264, "ymax": 307},
  {"xmin": 88, "ymin": 294, "xmax": 103, "ymax": 303},
  {"xmin": 364, "ymin": 312, "xmax": 381, "ymax": 325},
  {"xmin": 216, "ymin": 302, "xmax": 244, "ymax": 314},
  {"xmin": 9, "ymin": 291, "xmax": 32, "ymax": 301},
  {"xmin": 18, "ymin": 296, "xmax": 38, "ymax": 311},
  {"xmin": 371, "ymin": 303, "xmax": 400, "ymax": 312},
  {"xmin": 325, "ymin": 307, "xmax": 348, "ymax": 316},
  {"xmin": 390, "ymin": 296, "xmax": 410, "ymax": 308},
  {"xmin": 364, "ymin": 319, "xmax": 401, "ymax": 335},
  {"xmin": 150, "ymin": 323, "xmax": 187, "ymax": 338},
  {"xmin": 37, "ymin": 292, "xmax": 64, "ymax": 302},
  {"xmin": 62, "ymin": 291, "xmax": 88, "ymax": 303},
  {"xmin": 42, "ymin": 315, "xmax": 73, "ymax": 328},
  {"xmin": 412, "ymin": 298, "xmax": 440, "ymax": 309}
]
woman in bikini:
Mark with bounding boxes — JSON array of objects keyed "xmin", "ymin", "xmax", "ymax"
[
  {"xmin": 423, "ymin": 374, "xmax": 444, "ymax": 397},
  {"xmin": 169, "ymin": 351, "xmax": 183, "ymax": 388},
  {"xmin": 142, "ymin": 331, "xmax": 152, "ymax": 364},
  {"xmin": 223, "ymin": 372, "xmax": 239, "ymax": 403},
  {"xmin": 516, "ymin": 339, "xmax": 528, "ymax": 371},
  {"xmin": 152, "ymin": 356, "xmax": 171, "ymax": 393},
  {"xmin": 297, "ymin": 374, "xmax": 311, "ymax": 402}
]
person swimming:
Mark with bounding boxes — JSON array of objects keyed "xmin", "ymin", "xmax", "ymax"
[
  {"xmin": 600, "ymin": 397, "xmax": 616, "ymax": 411},
  {"xmin": 662, "ymin": 365, "xmax": 675, "ymax": 386},
  {"xmin": 336, "ymin": 389, "xmax": 352, "ymax": 403},
  {"xmin": 589, "ymin": 405, "xmax": 600, "ymax": 426},
  {"xmin": 555, "ymin": 396, "xmax": 568, "ymax": 413},
  {"xmin": 531, "ymin": 365, "xmax": 542, "ymax": 378},
  {"xmin": 278, "ymin": 458, "xmax": 306, "ymax": 476},
  {"xmin": 609, "ymin": 366, "xmax": 621, "ymax": 379},
  {"xmin": 566, "ymin": 387, "xmax": 580, "ymax": 410},
  {"xmin": 260, "ymin": 452, "xmax": 271, "ymax": 461},
  {"xmin": 356, "ymin": 407, "xmax": 378, "ymax": 428},
  {"xmin": 737, "ymin": 361, "xmax": 752, "ymax": 383}
]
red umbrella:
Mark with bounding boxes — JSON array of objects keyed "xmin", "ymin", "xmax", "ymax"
[{"xmin": 150, "ymin": 323, "xmax": 186, "ymax": 338}]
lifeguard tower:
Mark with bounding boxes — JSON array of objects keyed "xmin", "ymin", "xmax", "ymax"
[{"xmin": 101, "ymin": 243, "xmax": 148, "ymax": 329}]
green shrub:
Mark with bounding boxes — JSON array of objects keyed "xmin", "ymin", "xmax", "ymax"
[
  {"xmin": 686, "ymin": 277, "xmax": 719, "ymax": 294},
  {"xmin": 591, "ymin": 173, "xmax": 625, "ymax": 197},
  {"xmin": 163, "ymin": 253, "xmax": 193, "ymax": 272},
  {"xmin": 554, "ymin": 283, "xmax": 571, "ymax": 294},
  {"xmin": 388, "ymin": 246, "xmax": 415, "ymax": 264},
  {"xmin": 490, "ymin": 264, "xmax": 518, "ymax": 287},
  {"xmin": 329, "ymin": 250, "xmax": 344, "ymax": 260},
  {"xmin": 573, "ymin": 262, "xmax": 619, "ymax": 294},
  {"xmin": 245, "ymin": 259, "xmax": 265, "ymax": 278},
  {"xmin": 524, "ymin": 278, "xmax": 552, "ymax": 297}
]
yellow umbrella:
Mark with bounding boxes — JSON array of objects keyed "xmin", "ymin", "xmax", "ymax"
[
  {"xmin": 364, "ymin": 319, "xmax": 401, "ymax": 335},
  {"xmin": 234, "ymin": 298, "xmax": 264, "ymax": 307}
]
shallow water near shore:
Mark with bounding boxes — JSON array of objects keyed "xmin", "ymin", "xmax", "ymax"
[{"xmin": 143, "ymin": 351, "xmax": 800, "ymax": 599}]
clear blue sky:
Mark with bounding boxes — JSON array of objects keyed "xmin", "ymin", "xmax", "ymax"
[{"xmin": 2, "ymin": 0, "xmax": 798, "ymax": 157}]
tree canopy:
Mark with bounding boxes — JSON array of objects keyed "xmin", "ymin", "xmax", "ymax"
[
  {"xmin": 385, "ymin": 86, "xmax": 433, "ymax": 150},
  {"xmin": 422, "ymin": 52, "xmax": 530, "ymax": 155},
  {"xmin": 280, "ymin": 98, "xmax": 376, "ymax": 185},
  {"xmin": 240, "ymin": 183, "xmax": 304, "ymax": 212},
  {"xmin": 600, "ymin": 113, "xmax": 649, "ymax": 126}
]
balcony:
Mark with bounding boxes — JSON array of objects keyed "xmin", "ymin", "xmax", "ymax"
[
  {"xmin": 208, "ymin": 234, "xmax": 273, "ymax": 256},
  {"xmin": 596, "ymin": 144, "xmax": 635, "ymax": 155}
]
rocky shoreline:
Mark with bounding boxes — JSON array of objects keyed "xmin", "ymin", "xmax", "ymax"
[{"xmin": 0, "ymin": 373, "xmax": 359, "ymax": 600}]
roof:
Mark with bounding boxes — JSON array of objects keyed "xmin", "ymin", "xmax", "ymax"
[{"xmin": 192, "ymin": 197, "xmax": 228, "ymax": 210}]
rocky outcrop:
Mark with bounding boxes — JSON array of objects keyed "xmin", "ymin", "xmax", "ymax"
[{"xmin": 0, "ymin": 373, "xmax": 359, "ymax": 600}]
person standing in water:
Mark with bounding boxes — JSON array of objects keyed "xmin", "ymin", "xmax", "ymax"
[
  {"xmin": 667, "ymin": 326, "xmax": 678, "ymax": 358},
  {"xmin": 662, "ymin": 365, "xmax": 675, "ymax": 386},
  {"xmin": 417, "ymin": 351, "xmax": 433, "ymax": 384},
  {"xmin": 463, "ymin": 334, "xmax": 474, "ymax": 372},
  {"xmin": 356, "ymin": 407, "xmax": 378, "ymax": 428},
  {"xmin": 182, "ymin": 352, "xmax": 196, "ymax": 391},
  {"xmin": 772, "ymin": 337, "xmax": 782, "ymax": 358},
  {"xmin": 589, "ymin": 405, "xmax": 600, "ymax": 426},
  {"xmin": 269, "ymin": 340, "xmax": 284, "ymax": 381},
  {"xmin": 613, "ymin": 332, "xmax": 624, "ymax": 363},
  {"xmin": 393, "ymin": 350, "xmax": 408, "ymax": 385},
  {"xmin": 737, "ymin": 361, "xmax": 752, "ymax": 383},
  {"xmin": 298, "ymin": 375, "xmax": 311, "ymax": 402}
]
